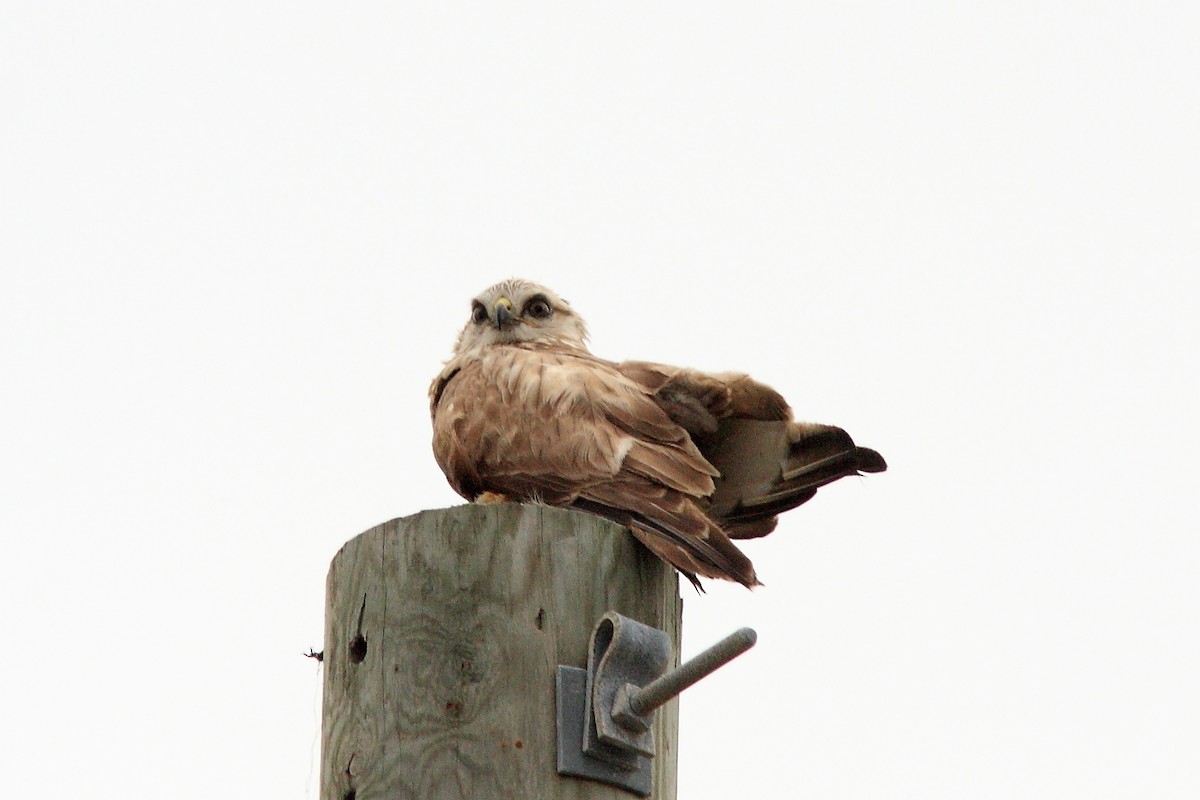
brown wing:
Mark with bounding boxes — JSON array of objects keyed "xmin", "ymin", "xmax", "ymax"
[
  {"xmin": 616, "ymin": 361, "xmax": 791, "ymax": 434},
  {"xmin": 698, "ymin": 419, "xmax": 886, "ymax": 539},
  {"xmin": 430, "ymin": 346, "xmax": 760, "ymax": 587},
  {"xmin": 618, "ymin": 361, "xmax": 887, "ymax": 540}
]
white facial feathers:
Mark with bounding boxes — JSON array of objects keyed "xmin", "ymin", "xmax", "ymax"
[{"xmin": 453, "ymin": 279, "xmax": 590, "ymax": 355}]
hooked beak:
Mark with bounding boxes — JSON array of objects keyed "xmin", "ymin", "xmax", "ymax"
[{"xmin": 494, "ymin": 297, "xmax": 514, "ymax": 329}]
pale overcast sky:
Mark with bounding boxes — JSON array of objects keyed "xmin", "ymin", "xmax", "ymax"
[{"xmin": 2, "ymin": 3, "xmax": 1197, "ymax": 798}]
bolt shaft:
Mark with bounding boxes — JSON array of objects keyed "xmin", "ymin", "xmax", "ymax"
[{"xmin": 628, "ymin": 627, "xmax": 757, "ymax": 716}]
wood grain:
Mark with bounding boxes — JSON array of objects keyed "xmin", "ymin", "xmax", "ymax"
[{"xmin": 321, "ymin": 503, "xmax": 682, "ymax": 799}]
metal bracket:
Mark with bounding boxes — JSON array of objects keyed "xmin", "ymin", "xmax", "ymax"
[{"xmin": 555, "ymin": 611, "xmax": 757, "ymax": 795}]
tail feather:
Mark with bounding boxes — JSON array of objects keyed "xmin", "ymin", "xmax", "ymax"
[{"xmin": 701, "ymin": 419, "xmax": 886, "ymax": 540}]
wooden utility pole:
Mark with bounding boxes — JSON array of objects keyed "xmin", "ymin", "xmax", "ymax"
[{"xmin": 321, "ymin": 503, "xmax": 682, "ymax": 799}]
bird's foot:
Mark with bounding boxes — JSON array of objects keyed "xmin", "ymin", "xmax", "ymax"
[{"xmin": 473, "ymin": 491, "xmax": 512, "ymax": 505}]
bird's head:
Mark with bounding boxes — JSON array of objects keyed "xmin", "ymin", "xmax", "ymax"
[{"xmin": 453, "ymin": 279, "xmax": 589, "ymax": 355}]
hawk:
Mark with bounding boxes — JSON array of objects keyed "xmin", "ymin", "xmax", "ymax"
[{"xmin": 429, "ymin": 279, "xmax": 886, "ymax": 588}]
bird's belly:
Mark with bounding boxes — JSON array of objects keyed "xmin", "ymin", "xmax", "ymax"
[{"xmin": 439, "ymin": 370, "xmax": 625, "ymax": 501}]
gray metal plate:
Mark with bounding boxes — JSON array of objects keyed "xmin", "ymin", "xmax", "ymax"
[{"xmin": 555, "ymin": 666, "xmax": 652, "ymax": 796}]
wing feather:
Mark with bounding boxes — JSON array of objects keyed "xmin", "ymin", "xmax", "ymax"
[
  {"xmin": 616, "ymin": 362, "xmax": 887, "ymax": 541},
  {"xmin": 432, "ymin": 339, "xmax": 884, "ymax": 587},
  {"xmin": 575, "ymin": 478, "xmax": 759, "ymax": 588},
  {"xmin": 431, "ymin": 346, "xmax": 753, "ymax": 582},
  {"xmin": 699, "ymin": 418, "xmax": 887, "ymax": 539},
  {"xmin": 617, "ymin": 361, "xmax": 790, "ymax": 428}
]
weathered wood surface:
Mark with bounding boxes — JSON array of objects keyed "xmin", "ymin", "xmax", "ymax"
[{"xmin": 321, "ymin": 503, "xmax": 682, "ymax": 799}]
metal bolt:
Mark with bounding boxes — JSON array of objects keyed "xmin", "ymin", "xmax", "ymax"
[{"xmin": 624, "ymin": 627, "xmax": 757, "ymax": 717}]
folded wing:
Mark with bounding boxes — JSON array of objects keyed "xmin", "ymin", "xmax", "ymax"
[
  {"xmin": 618, "ymin": 361, "xmax": 887, "ymax": 540},
  {"xmin": 431, "ymin": 347, "xmax": 761, "ymax": 587}
]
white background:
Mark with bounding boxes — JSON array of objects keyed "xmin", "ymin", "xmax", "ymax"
[{"xmin": 2, "ymin": 3, "xmax": 1196, "ymax": 797}]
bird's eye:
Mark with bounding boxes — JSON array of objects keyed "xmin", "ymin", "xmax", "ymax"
[
  {"xmin": 525, "ymin": 297, "xmax": 552, "ymax": 320},
  {"xmin": 471, "ymin": 303, "xmax": 488, "ymax": 324}
]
